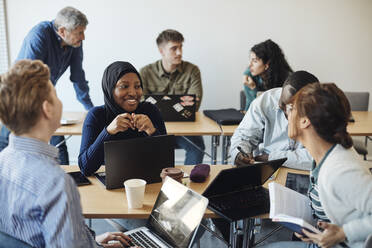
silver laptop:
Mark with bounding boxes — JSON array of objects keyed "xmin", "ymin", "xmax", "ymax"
[{"xmin": 124, "ymin": 177, "xmax": 209, "ymax": 248}]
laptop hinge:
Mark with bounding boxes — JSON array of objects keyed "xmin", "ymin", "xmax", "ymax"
[{"xmin": 209, "ymin": 185, "xmax": 263, "ymax": 199}]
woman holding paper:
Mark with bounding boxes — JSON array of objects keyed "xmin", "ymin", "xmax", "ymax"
[{"xmin": 264, "ymin": 83, "xmax": 372, "ymax": 248}]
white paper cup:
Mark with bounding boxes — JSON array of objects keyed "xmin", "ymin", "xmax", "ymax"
[{"xmin": 124, "ymin": 179, "xmax": 146, "ymax": 209}]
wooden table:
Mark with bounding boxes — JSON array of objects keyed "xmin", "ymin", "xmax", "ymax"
[
  {"xmin": 63, "ymin": 165, "xmax": 307, "ymax": 248},
  {"xmin": 63, "ymin": 165, "xmax": 232, "ymax": 219},
  {"xmin": 166, "ymin": 112, "xmax": 222, "ymax": 164},
  {"xmin": 347, "ymin": 111, "xmax": 372, "ymax": 136},
  {"xmin": 56, "ymin": 112, "xmax": 222, "ymax": 164},
  {"xmin": 55, "ymin": 111, "xmax": 87, "ymax": 136},
  {"xmin": 63, "ymin": 165, "xmax": 306, "ymax": 219},
  {"xmin": 220, "ymin": 111, "xmax": 372, "ymax": 164}
]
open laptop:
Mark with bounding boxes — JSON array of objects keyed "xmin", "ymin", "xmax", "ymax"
[
  {"xmin": 202, "ymin": 158, "xmax": 287, "ymax": 222},
  {"xmin": 144, "ymin": 94, "xmax": 196, "ymax": 122},
  {"xmin": 123, "ymin": 176, "xmax": 209, "ymax": 248},
  {"xmin": 96, "ymin": 135, "xmax": 175, "ymax": 189}
]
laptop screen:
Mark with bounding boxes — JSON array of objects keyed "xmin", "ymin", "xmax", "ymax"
[
  {"xmin": 148, "ymin": 177, "xmax": 208, "ymax": 248},
  {"xmin": 144, "ymin": 94, "xmax": 196, "ymax": 122},
  {"xmin": 203, "ymin": 158, "xmax": 287, "ymax": 197}
]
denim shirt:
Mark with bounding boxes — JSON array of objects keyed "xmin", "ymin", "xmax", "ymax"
[
  {"xmin": 16, "ymin": 21, "xmax": 93, "ymax": 110},
  {"xmin": 230, "ymin": 88, "xmax": 312, "ymax": 170}
]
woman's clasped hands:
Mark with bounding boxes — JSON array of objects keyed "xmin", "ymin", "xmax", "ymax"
[{"xmin": 107, "ymin": 113, "xmax": 156, "ymax": 136}]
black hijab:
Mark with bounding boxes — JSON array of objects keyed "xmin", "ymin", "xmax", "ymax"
[{"xmin": 102, "ymin": 61, "xmax": 143, "ymax": 122}]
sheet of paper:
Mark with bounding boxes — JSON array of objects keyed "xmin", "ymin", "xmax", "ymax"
[{"xmin": 269, "ymin": 182, "xmax": 314, "ymax": 225}]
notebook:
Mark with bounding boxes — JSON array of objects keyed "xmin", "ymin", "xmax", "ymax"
[
  {"xmin": 144, "ymin": 94, "xmax": 196, "ymax": 122},
  {"xmin": 122, "ymin": 176, "xmax": 209, "ymax": 248},
  {"xmin": 203, "ymin": 108, "xmax": 244, "ymax": 125},
  {"xmin": 97, "ymin": 135, "xmax": 175, "ymax": 189},
  {"xmin": 202, "ymin": 158, "xmax": 286, "ymax": 222}
]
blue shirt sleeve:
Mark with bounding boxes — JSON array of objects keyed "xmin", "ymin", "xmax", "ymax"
[
  {"xmin": 243, "ymin": 67, "xmax": 251, "ymax": 76},
  {"xmin": 78, "ymin": 107, "xmax": 111, "ymax": 176},
  {"xmin": 243, "ymin": 68, "xmax": 258, "ymax": 111},
  {"xmin": 17, "ymin": 22, "xmax": 93, "ymax": 110},
  {"xmin": 78, "ymin": 104, "xmax": 167, "ymax": 176},
  {"xmin": 243, "ymin": 85, "xmax": 258, "ymax": 111},
  {"xmin": 16, "ymin": 25, "xmax": 47, "ymax": 61},
  {"xmin": 70, "ymin": 45, "xmax": 94, "ymax": 110}
]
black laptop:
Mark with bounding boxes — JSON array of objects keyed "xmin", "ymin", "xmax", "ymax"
[
  {"xmin": 144, "ymin": 94, "xmax": 196, "ymax": 122},
  {"xmin": 203, "ymin": 158, "xmax": 287, "ymax": 222},
  {"xmin": 96, "ymin": 135, "xmax": 175, "ymax": 189}
]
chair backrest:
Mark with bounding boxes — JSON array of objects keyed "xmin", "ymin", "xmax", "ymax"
[
  {"xmin": 344, "ymin": 91, "xmax": 370, "ymax": 111},
  {"xmin": 0, "ymin": 231, "xmax": 32, "ymax": 248},
  {"xmin": 365, "ymin": 234, "xmax": 372, "ymax": 248},
  {"xmin": 240, "ymin": 90, "xmax": 264, "ymax": 111},
  {"xmin": 240, "ymin": 90, "xmax": 245, "ymax": 111}
]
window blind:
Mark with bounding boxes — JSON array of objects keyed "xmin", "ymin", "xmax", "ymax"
[{"xmin": 0, "ymin": 0, "xmax": 9, "ymax": 74}]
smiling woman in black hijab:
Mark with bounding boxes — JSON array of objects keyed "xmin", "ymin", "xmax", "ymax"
[{"xmin": 78, "ymin": 61, "xmax": 167, "ymax": 176}]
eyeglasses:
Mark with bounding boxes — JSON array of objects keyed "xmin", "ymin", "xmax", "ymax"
[{"xmin": 285, "ymin": 103, "xmax": 293, "ymax": 115}]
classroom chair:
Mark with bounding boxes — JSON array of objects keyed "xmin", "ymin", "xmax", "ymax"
[
  {"xmin": 365, "ymin": 234, "xmax": 372, "ymax": 248},
  {"xmin": 240, "ymin": 90, "xmax": 263, "ymax": 111},
  {"xmin": 0, "ymin": 231, "xmax": 32, "ymax": 248},
  {"xmin": 344, "ymin": 91, "xmax": 370, "ymax": 160}
]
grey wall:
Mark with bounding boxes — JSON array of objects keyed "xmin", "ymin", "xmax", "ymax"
[{"xmin": 6, "ymin": 0, "xmax": 372, "ymax": 163}]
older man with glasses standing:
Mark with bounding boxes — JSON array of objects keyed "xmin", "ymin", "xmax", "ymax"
[{"xmin": 0, "ymin": 6, "xmax": 94, "ymax": 165}]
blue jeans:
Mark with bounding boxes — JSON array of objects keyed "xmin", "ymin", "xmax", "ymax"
[
  {"xmin": 50, "ymin": 136, "xmax": 69, "ymax": 165},
  {"xmin": 0, "ymin": 126, "xmax": 10, "ymax": 151},
  {"xmin": 0, "ymin": 230, "xmax": 32, "ymax": 248},
  {"xmin": 175, "ymin": 136, "xmax": 205, "ymax": 165},
  {"xmin": 0, "ymin": 126, "xmax": 69, "ymax": 165}
]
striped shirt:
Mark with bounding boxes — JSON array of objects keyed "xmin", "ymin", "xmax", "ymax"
[
  {"xmin": 308, "ymin": 145, "xmax": 336, "ymax": 222},
  {"xmin": 0, "ymin": 135, "xmax": 99, "ymax": 247}
]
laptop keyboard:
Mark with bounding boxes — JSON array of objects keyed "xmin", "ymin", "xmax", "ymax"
[
  {"xmin": 209, "ymin": 188, "xmax": 269, "ymax": 211},
  {"xmin": 128, "ymin": 230, "xmax": 162, "ymax": 248}
]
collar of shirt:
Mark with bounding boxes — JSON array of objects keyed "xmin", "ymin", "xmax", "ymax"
[
  {"xmin": 51, "ymin": 20, "xmax": 66, "ymax": 49},
  {"xmin": 311, "ymin": 144, "xmax": 337, "ymax": 182},
  {"xmin": 157, "ymin": 60, "xmax": 184, "ymax": 78},
  {"xmin": 8, "ymin": 134, "xmax": 59, "ymax": 160}
]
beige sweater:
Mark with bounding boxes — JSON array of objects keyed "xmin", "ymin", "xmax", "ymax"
[{"xmin": 318, "ymin": 144, "xmax": 372, "ymax": 248}]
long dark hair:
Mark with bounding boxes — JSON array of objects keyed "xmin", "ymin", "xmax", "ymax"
[
  {"xmin": 292, "ymin": 83, "xmax": 353, "ymax": 148},
  {"xmin": 251, "ymin": 39, "xmax": 293, "ymax": 90}
]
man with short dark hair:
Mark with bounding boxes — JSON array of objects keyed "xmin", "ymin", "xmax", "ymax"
[
  {"xmin": 0, "ymin": 59, "xmax": 134, "ymax": 247},
  {"xmin": 0, "ymin": 6, "xmax": 94, "ymax": 164},
  {"xmin": 230, "ymin": 70, "xmax": 319, "ymax": 170},
  {"xmin": 140, "ymin": 29, "xmax": 205, "ymax": 165}
]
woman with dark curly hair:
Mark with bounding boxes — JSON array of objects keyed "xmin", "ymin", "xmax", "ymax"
[{"xmin": 242, "ymin": 39, "xmax": 292, "ymax": 110}]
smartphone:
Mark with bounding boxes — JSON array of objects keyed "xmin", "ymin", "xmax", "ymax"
[{"xmin": 68, "ymin": 171, "xmax": 91, "ymax": 186}]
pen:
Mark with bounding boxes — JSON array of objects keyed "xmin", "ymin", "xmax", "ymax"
[{"xmin": 237, "ymin": 146, "xmax": 250, "ymax": 158}]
